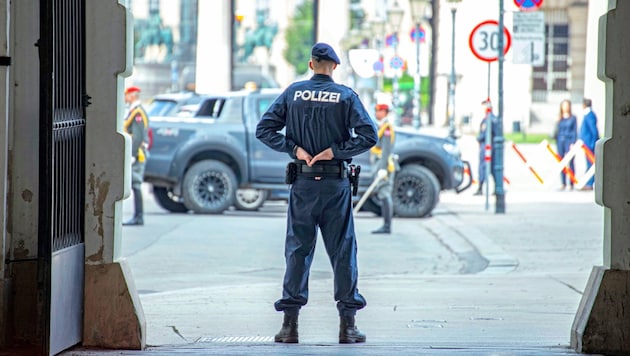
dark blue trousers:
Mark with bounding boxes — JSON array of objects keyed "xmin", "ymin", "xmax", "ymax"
[
  {"xmin": 274, "ymin": 176, "xmax": 366, "ymax": 317},
  {"xmin": 557, "ymin": 139, "xmax": 575, "ymax": 187},
  {"xmin": 478, "ymin": 146, "xmax": 496, "ymax": 187}
]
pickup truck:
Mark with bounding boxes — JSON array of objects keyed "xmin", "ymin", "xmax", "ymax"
[{"xmin": 144, "ymin": 89, "xmax": 471, "ymax": 218}]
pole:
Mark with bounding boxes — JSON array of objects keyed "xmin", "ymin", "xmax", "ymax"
[
  {"xmin": 313, "ymin": 0, "xmax": 319, "ymax": 43},
  {"xmin": 413, "ymin": 22, "xmax": 421, "ymax": 129},
  {"xmin": 448, "ymin": 7, "xmax": 456, "ymax": 139},
  {"xmin": 487, "ymin": 62, "xmax": 491, "ymax": 100},
  {"xmin": 393, "ymin": 33, "xmax": 400, "ymax": 126},
  {"xmin": 485, "ymin": 63, "xmax": 491, "ymax": 211},
  {"xmin": 495, "ymin": 0, "xmax": 506, "ymax": 213},
  {"xmin": 377, "ymin": 35, "xmax": 384, "ymax": 93}
]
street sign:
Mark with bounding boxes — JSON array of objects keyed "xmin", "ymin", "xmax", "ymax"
[
  {"xmin": 386, "ymin": 33, "xmax": 399, "ymax": 47},
  {"xmin": 512, "ymin": 12, "xmax": 545, "ymax": 65},
  {"xmin": 348, "ymin": 49, "xmax": 380, "ymax": 78},
  {"xmin": 469, "ymin": 20, "xmax": 512, "ymax": 62},
  {"xmin": 410, "ymin": 26, "xmax": 425, "ymax": 43},
  {"xmin": 390, "ymin": 55, "xmax": 404, "ymax": 70},
  {"xmin": 514, "ymin": 0, "xmax": 543, "ymax": 12},
  {"xmin": 373, "ymin": 60, "xmax": 384, "ymax": 73}
]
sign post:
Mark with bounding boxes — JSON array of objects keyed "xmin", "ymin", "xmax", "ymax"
[
  {"xmin": 496, "ymin": 0, "xmax": 506, "ymax": 214},
  {"xmin": 512, "ymin": 12, "xmax": 545, "ymax": 65},
  {"xmin": 469, "ymin": 20, "xmax": 511, "ymax": 212},
  {"xmin": 469, "ymin": 20, "xmax": 512, "ymax": 62}
]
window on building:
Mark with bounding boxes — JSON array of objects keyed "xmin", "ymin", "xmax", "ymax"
[{"xmin": 532, "ymin": 11, "xmax": 569, "ymax": 102}]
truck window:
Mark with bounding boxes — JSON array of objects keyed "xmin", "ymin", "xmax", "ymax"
[
  {"xmin": 195, "ymin": 98, "xmax": 225, "ymax": 118},
  {"xmin": 257, "ymin": 98, "xmax": 273, "ymax": 119}
]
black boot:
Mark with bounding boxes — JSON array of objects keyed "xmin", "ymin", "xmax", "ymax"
[
  {"xmin": 274, "ymin": 314, "xmax": 298, "ymax": 343},
  {"xmin": 473, "ymin": 187, "xmax": 483, "ymax": 196},
  {"xmin": 339, "ymin": 315, "xmax": 366, "ymax": 343},
  {"xmin": 124, "ymin": 188, "xmax": 144, "ymax": 226},
  {"xmin": 122, "ymin": 215, "xmax": 143, "ymax": 226},
  {"xmin": 371, "ymin": 225, "xmax": 390, "ymax": 234}
]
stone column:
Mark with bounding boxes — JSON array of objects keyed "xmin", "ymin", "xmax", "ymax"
[
  {"xmin": 195, "ymin": 0, "xmax": 231, "ymax": 93},
  {"xmin": 0, "ymin": 0, "xmax": 7, "ymax": 347},
  {"xmin": 83, "ymin": 0, "xmax": 145, "ymax": 349},
  {"xmin": 571, "ymin": 1, "xmax": 630, "ymax": 354},
  {"xmin": 6, "ymin": 0, "xmax": 42, "ymax": 345}
]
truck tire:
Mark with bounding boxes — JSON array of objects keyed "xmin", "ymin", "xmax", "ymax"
[
  {"xmin": 234, "ymin": 189, "xmax": 268, "ymax": 211},
  {"xmin": 359, "ymin": 197, "xmax": 383, "ymax": 216},
  {"xmin": 393, "ymin": 164, "xmax": 440, "ymax": 218},
  {"xmin": 153, "ymin": 186, "xmax": 188, "ymax": 213},
  {"xmin": 182, "ymin": 160, "xmax": 237, "ymax": 214}
]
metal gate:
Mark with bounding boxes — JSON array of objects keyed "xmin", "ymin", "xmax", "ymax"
[{"xmin": 38, "ymin": 0, "xmax": 86, "ymax": 354}]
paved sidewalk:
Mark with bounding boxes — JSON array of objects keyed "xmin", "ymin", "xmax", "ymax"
[{"xmin": 64, "ymin": 186, "xmax": 603, "ymax": 355}]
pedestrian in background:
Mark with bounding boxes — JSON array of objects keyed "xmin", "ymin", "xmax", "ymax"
[
  {"xmin": 123, "ymin": 86, "xmax": 150, "ymax": 226},
  {"xmin": 578, "ymin": 98, "xmax": 599, "ymax": 191},
  {"xmin": 256, "ymin": 42, "xmax": 377, "ymax": 344},
  {"xmin": 370, "ymin": 103, "xmax": 397, "ymax": 234},
  {"xmin": 474, "ymin": 99, "xmax": 497, "ymax": 196},
  {"xmin": 555, "ymin": 99, "xmax": 578, "ymax": 191}
]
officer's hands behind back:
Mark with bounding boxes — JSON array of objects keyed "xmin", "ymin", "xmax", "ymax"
[
  {"xmin": 308, "ymin": 148, "xmax": 334, "ymax": 166},
  {"xmin": 295, "ymin": 146, "xmax": 313, "ymax": 165}
]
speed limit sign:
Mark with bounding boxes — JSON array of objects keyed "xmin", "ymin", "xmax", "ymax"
[{"xmin": 469, "ymin": 20, "xmax": 512, "ymax": 62}]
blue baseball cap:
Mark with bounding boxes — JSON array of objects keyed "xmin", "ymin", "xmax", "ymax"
[{"xmin": 311, "ymin": 42, "xmax": 341, "ymax": 65}]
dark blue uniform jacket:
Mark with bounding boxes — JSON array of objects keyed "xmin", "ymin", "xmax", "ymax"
[
  {"xmin": 256, "ymin": 74, "xmax": 377, "ymax": 161},
  {"xmin": 579, "ymin": 110, "xmax": 599, "ymax": 151}
]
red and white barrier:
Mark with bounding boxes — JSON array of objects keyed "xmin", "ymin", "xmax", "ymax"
[
  {"xmin": 541, "ymin": 139, "xmax": 595, "ymax": 189},
  {"xmin": 509, "ymin": 141, "xmax": 545, "ymax": 184}
]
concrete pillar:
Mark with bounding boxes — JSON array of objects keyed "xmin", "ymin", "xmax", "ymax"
[
  {"xmin": 6, "ymin": 0, "xmax": 41, "ymax": 345},
  {"xmin": 0, "ymin": 0, "xmax": 10, "ymax": 347},
  {"xmin": 566, "ymin": 2, "xmax": 589, "ymax": 103},
  {"xmin": 195, "ymin": 0, "xmax": 231, "ymax": 94},
  {"xmin": 571, "ymin": 1, "xmax": 630, "ymax": 354},
  {"xmin": 583, "ymin": 0, "xmax": 607, "ymax": 133},
  {"xmin": 83, "ymin": 0, "xmax": 145, "ymax": 349},
  {"xmin": 318, "ymin": 0, "xmax": 351, "ymax": 84}
]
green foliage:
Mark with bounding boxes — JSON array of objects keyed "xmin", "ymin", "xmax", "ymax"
[
  {"xmin": 283, "ymin": 0, "xmax": 314, "ymax": 75},
  {"xmin": 504, "ymin": 132, "xmax": 554, "ymax": 144}
]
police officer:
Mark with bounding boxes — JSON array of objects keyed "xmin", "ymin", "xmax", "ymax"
[
  {"xmin": 123, "ymin": 86, "xmax": 150, "ymax": 226},
  {"xmin": 475, "ymin": 99, "xmax": 497, "ymax": 196},
  {"xmin": 256, "ymin": 42, "xmax": 378, "ymax": 344},
  {"xmin": 370, "ymin": 103, "xmax": 396, "ymax": 234}
]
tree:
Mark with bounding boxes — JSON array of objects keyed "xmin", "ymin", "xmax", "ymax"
[{"xmin": 283, "ymin": 0, "xmax": 315, "ymax": 75}]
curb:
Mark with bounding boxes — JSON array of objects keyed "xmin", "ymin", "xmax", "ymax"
[{"xmin": 427, "ymin": 209, "xmax": 519, "ymax": 274}]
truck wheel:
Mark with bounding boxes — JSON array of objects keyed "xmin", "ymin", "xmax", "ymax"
[
  {"xmin": 359, "ymin": 197, "xmax": 383, "ymax": 216},
  {"xmin": 393, "ymin": 165, "xmax": 440, "ymax": 218},
  {"xmin": 153, "ymin": 186, "xmax": 188, "ymax": 213},
  {"xmin": 234, "ymin": 189, "xmax": 268, "ymax": 211},
  {"xmin": 182, "ymin": 160, "xmax": 237, "ymax": 214}
]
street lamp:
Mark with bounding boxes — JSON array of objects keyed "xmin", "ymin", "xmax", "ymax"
[
  {"xmin": 409, "ymin": 0, "xmax": 428, "ymax": 130},
  {"xmin": 446, "ymin": 0, "xmax": 462, "ymax": 139},
  {"xmin": 370, "ymin": 17, "xmax": 386, "ymax": 93},
  {"xmin": 387, "ymin": 1, "xmax": 404, "ymax": 125}
]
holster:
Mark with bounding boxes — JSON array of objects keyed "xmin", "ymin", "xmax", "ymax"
[
  {"xmin": 285, "ymin": 162, "xmax": 297, "ymax": 184},
  {"xmin": 348, "ymin": 164, "xmax": 361, "ymax": 196}
]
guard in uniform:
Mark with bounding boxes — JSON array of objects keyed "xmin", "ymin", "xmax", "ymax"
[
  {"xmin": 475, "ymin": 99, "xmax": 497, "ymax": 196},
  {"xmin": 370, "ymin": 103, "xmax": 396, "ymax": 234},
  {"xmin": 123, "ymin": 86, "xmax": 150, "ymax": 226},
  {"xmin": 256, "ymin": 42, "xmax": 378, "ymax": 344}
]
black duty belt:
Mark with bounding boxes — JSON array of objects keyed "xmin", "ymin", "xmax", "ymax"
[
  {"xmin": 298, "ymin": 164, "xmax": 342, "ymax": 174},
  {"xmin": 295, "ymin": 161, "xmax": 347, "ymax": 178}
]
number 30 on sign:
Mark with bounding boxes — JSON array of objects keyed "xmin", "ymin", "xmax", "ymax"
[{"xmin": 469, "ymin": 20, "xmax": 512, "ymax": 62}]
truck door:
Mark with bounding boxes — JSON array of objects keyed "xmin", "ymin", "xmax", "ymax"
[{"xmin": 245, "ymin": 94, "xmax": 288, "ymax": 183}]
